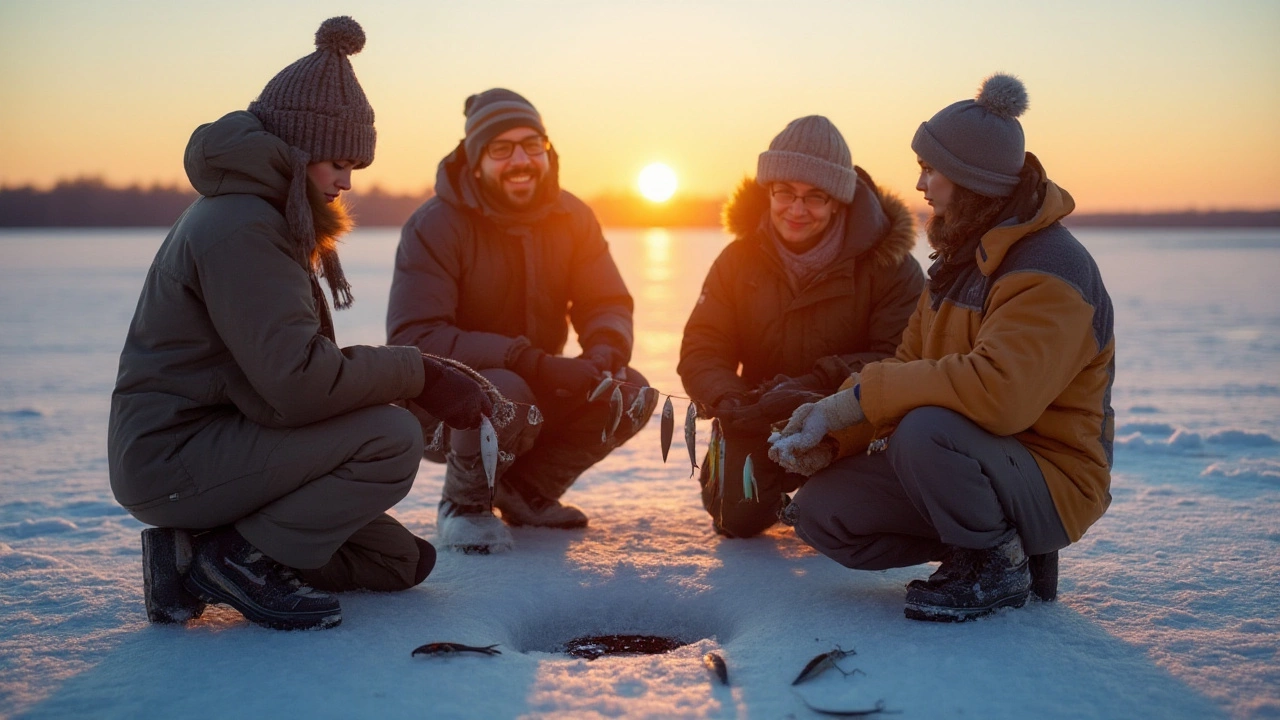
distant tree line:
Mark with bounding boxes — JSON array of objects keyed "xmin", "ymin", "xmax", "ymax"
[{"xmin": 2, "ymin": 179, "xmax": 1277, "ymax": 229}]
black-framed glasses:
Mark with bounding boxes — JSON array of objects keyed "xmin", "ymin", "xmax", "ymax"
[
  {"xmin": 485, "ymin": 135, "xmax": 550, "ymax": 161},
  {"xmin": 771, "ymin": 187, "xmax": 832, "ymax": 209}
]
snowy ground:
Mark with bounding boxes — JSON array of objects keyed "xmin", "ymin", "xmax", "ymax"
[{"xmin": 1, "ymin": 226, "xmax": 1277, "ymax": 719}]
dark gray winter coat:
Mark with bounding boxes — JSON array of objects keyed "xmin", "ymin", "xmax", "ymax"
[
  {"xmin": 108, "ymin": 111, "xmax": 424, "ymax": 511},
  {"xmin": 386, "ymin": 143, "xmax": 633, "ymax": 367}
]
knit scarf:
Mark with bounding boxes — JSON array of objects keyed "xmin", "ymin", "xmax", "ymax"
[{"xmin": 766, "ymin": 206, "xmax": 848, "ymax": 293}]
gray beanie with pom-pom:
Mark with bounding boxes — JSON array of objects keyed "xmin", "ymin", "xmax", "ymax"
[
  {"xmin": 249, "ymin": 16, "xmax": 376, "ymax": 168},
  {"xmin": 911, "ymin": 73, "xmax": 1029, "ymax": 197}
]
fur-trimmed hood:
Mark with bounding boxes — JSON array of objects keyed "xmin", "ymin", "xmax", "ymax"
[{"xmin": 722, "ymin": 168, "xmax": 916, "ymax": 269}]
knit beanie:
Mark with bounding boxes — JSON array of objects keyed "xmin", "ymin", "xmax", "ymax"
[
  {"xmin": 463, "ymin": 89, "xmax": 547, "ymax": 164},
  {"xmin": 911, "ymin": 73, "xmax": 1029, "ymax": 197},
  {"xmin": 757, "ymin": 116, "xmax": 857, "ymax": 205},
  {"xmin": 248, "ymin": 16, "xmax": 376, "ymax": 169}
]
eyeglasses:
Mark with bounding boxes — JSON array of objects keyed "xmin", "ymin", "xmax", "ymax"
[
  {"xmin": 485, "ymin": 135, "xmax": 550, "ymax": 161},
  {"xmin": 771, "ymin": 187, "xmax": 832, "ymax": 209}
]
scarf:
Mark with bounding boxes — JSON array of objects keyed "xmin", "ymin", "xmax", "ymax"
[{"xmin": 766, "ymin": 205, "xmax": 848, "ymax": 293}]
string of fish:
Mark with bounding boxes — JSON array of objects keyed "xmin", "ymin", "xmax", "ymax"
[{"xmin": 424, "ymin": 362, "xmax": 757, "ymax": 504}]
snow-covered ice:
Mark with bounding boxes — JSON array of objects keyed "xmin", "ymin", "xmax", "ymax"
[{"xmin": 1, "ymin": 226, "xmax": 1277, "ymax": 719}]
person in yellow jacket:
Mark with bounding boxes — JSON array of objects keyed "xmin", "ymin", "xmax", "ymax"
[{"xmin": 769, "ymin": 74, "xmax": 1115, "ymax": 622}]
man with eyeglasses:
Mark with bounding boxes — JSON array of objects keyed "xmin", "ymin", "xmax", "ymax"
[
  {"xmin": 388, "ymin": 88, "xmax": 647, "ymax": 554},
  {"xmin": 679, "ymin": 115, "xmax": 925, "ymax": 539}
]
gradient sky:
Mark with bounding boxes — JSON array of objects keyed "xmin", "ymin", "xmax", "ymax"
[{"xmin": 2, "ymin": 0, "xmax": 1278, "ymax": 212}]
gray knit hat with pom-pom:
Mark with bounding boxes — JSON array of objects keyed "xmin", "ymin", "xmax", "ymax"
[
  {"xmin": 911, "ymin": 73, "xmax": 1029, "ymax": 197},
  {"xmin": 249, "ymin": 16, "xmax": 376, "ymax": 168},
  {"xmin": 757, "ymin": 115, "xmax": 858, "ymax": 204}
]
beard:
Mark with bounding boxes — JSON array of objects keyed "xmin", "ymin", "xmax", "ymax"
[{"xmin": 478, "ymin": 163, "xmax": 546, "ymax": 210}]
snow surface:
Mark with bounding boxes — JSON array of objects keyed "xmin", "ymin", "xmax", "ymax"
[{"xmin": 1, "ymin": 227, "xmax": 1277, "ymax": 719}]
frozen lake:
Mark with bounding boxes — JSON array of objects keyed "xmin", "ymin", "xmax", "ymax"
[{"xmin": 1, "ymin": 226, "xmax": 1278, "ymax": 719}]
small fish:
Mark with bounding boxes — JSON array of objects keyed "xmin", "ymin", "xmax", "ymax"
[
  {"xmin": 587, "ymin": 371, "xmax": 614, "ymax": 402},
  {"xmin": 703, "ymin": 651, "xmax": 729, "ymax": 685},
  {"xmin": 792, "ymin": 647, "xmax": 858, "ymax": 686},
  {"xmin": 708, "ymin": 419, "xmax": 722, "ymax": 500},
  {"xmin": 717, "ymin": 423, "xmax": 727, "ymax": 497},
  {"xmin": 685, "ymin": 402, "xmax": 698, "ymax": 477},
  {"xmin": 660, "ymin": 397, "xmax": 674, "ymax": 462},
  {"xmin": 793, "ymin": 697, "xmax": 889, "ymax": 717},
  {"xmin": 527, "ymin": 404, "xmax": 543, "ymax": 426},
  {"xmin": 743, "ymin": 453, "xmax": 758, "ymax": 502},
  {"xmin": 411, "ymin": 642, "xmax": 502, "ymax": 657},
  {"xmin": 479, "ymin": 415, "xmax": 498, "ymax": 495},
  {"xmin": 626, "ymin": 386, "xmax": 649, "ymax": 427},
  {"xmin": 427, "ymin": 421, "xmax": 446, "ymax": 453},
  {"xmin": 608, "ymin": 385, "xmax": 623, "ymax": 437}
]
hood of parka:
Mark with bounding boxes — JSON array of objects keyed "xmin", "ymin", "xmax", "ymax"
[
  {"xmin": 722, "ymin": 167, "xmax": 917, "ymax": 269},
  {"xmin": 184, "ymin": 111, "xmax": 295, "ymax": 204}
]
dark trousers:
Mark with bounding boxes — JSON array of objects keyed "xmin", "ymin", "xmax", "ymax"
[
  {"xmin": 419, "ymin": 367, "xmax": 651, "ymax": 506},
  {"xmin": 131, "ymin": 404, "xmax": 427, "ymax": 589},
  {"xmin": 792, "ymin": 407, "xmax": 1069, "ymax": 571},
  {"xmin": 699, "ymin": 426, "xmax": 805, "ymax": 538}
]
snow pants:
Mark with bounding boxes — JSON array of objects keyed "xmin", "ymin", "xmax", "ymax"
[
  {"xmin": 792, "ymin": 407, "xmax": 1069, "ymax": 571},
  {"xmin": 699, "ymin": 426, "xmax": 805, "ymax": 538},
  {"xmin": 415, "ymin": 367, "xmax": 651, "ymax": 507},
  {"xmin": 129, "ymin": 404, "xmax": 427, "ymax": 591}
]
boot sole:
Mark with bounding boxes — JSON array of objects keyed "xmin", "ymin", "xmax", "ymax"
[
  {"xmin": 141, "ymin": 528, "xmax": 206, "ymax": 624},
  {"xmin": 184, "ymin": 564, "xmax": 341, "ymax": 631},
  {"xmin": 905, "ymin": 591, "xmax": 1030, "ymax": 623}
]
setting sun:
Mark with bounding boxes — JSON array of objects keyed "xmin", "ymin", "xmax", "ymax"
[{"xmin": 637, "ymin": 163, "xmax": 678, "ymax": 203}]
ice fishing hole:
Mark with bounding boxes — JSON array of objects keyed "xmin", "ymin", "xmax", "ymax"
[{"xmin": 562, "ymin": 634, "xmax": 688, "ymax": 660}]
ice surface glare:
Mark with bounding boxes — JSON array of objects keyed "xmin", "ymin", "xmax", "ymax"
[{"xmin": 0, "ymin": 227, "xmax": 1277, "ymax": 719}]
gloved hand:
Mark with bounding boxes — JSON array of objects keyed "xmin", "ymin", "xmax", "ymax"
[
  {"xmin": 721, "ymin": 385, "xmax": 824, "ymax": 435},
  {"xmin": 509, "ymin": 345, "xmax": 602, "ymax": 400},
  {"xmin": 770, "ymin": 437, "xmax": 837, "ymax": 476},
  {"xmin": 538, "ymin": 355, "xmax": 604, "ymax": 399},
  {"xmin": 709, "ymin": 392, "xmax": 747, "ymax": 419},
  {"xmin": 414, "ymin": 354, "xmax": 493, "ymax": 430},
  {"xmin": 767, "ymin": 374, "xmax": 864, "ymax": 467},
  {"xmin": 580, "ymin": 343, "xmax": 627, "ymax": 376}
]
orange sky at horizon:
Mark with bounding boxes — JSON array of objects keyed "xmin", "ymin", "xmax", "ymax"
[{"xmin": 2, "ymin": 1, "xmax": 1278, "ymax": 213}]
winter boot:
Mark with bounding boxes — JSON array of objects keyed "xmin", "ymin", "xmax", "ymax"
[
  {"xmin": 904, "ymin": 534, "xmax": 1031, "ymax": 623},
  {"xmin": 493, "ymin": 482, "xmax": 588, "ymax": 529},
  {"xmin": 437, "ymin": 499, "xmax": 514, "ymax": 554},
  {"xmin": 1030, "ymin": 550, "xmax": 1059, "ymax": 602},
  {"xmin": 906, "ymin": 546, "xmax": 966, "ymax": 594},
  {"xmin": 141, "ymin": 527, "xmax": 206, "ymax": 623},
  {"xmin": 183, "ymin": 526, "xmax": 342, "ymax": 631}
]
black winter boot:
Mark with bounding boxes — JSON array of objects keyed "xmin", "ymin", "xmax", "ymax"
[
  {"xmin": 1030, "ymin": 550, "xmax": 1059, "ymax": 602},
  {"xmin": 904, "ymin": 534, "xmax": 1031, "ymax": 622},
  {"xmin": 141, "ymin": 527, "xmax": 206, "ymax": 623},
  {"xmin": 183, "ymin": 527, "xmax": 342, "ymax": 631}
]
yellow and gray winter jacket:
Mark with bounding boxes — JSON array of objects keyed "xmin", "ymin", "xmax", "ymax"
[{"xmin": 834, "ymin": 168, "xmax": 1115, "ymax": 542}]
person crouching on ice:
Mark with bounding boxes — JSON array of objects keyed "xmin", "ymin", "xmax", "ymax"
[
  {"xmin": 679, "ymin": 116, "xmax": 924, "ymax": 538},
  {"xmin": 108, "ymin": 17, "xmax": 493, "ymax": 631},
  {"xmin": 769, "ymin": 74, "xmax": 1115, "ymax": 622}
]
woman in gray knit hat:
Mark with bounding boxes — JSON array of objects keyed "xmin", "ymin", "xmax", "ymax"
[
  {"xmin": 773, "ymin": 74, "xmax": 1115, "ymax": 623},
  {"xmin": 678, "ymin": 115, "xmax": 924, "ymax": 538},
  {"xmin": 108, "ymin": 17, "xmax": 494, "ymax": 631}
]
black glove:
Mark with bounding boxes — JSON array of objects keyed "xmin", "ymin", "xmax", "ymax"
[
  {"xmin": 720, "ymin": 385, "xmax": 824, "ymax": 435},
  {"xmin": 413, "ymin": 354, "xmax": 493, "ymax": 430},
  {"xmin": 509, "ymin": 345, "xmax": 601, "ymax": 399},
  {"xmin": 580, "ymin": 344, "xmax": 627, "ymax": 375},
  {"xmin": 709, "ymin": 392, "xmax": 748, "ymax": 419}
]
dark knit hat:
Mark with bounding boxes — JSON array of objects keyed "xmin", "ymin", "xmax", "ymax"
[
  {"xmin": 756, "ymin": 116, "xmax": 857, "ymax": 204},
  {"xmin": 248, "ymin": 16, "xmax": 376, "ymax": 168},
  {"xmin": 911, "ymin": 73, "xmax": 1029, "ymax": 197},
  {"xmin": 463, "ymin": 88, "xmax": 547, "ymax": 164}
]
